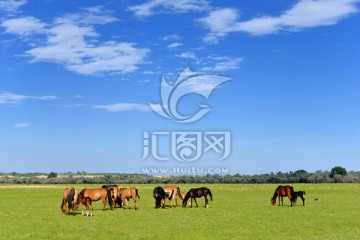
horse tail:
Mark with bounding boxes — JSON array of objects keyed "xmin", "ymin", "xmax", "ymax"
[
  {"xmin": 208, "ymin": 189, "xmax": 213, "ymax": 201},
  {"xmin": 61, "ymin": 198, "xmax": 66, "ymax": 213},
  {"xmin": 106, "ymin": 188, "xmax": 114, "ymax": 209},
  {"xmin": 290, "ymin": 186, "xmax": 295, "ymax": 197},
  {"xmin": 169, "ymin": 189, "xmax": 174, "ymax": 200},
  {"xmin": 177, "ymin": 187, "xmax": 181, "ymax": 198},
  {"xmin": 136, "ymin": 188, "xmax": 140, "ymax": 199},
  {"xmin": 66, "ymin": 188, "xmax": 75, "ymax": 209}
]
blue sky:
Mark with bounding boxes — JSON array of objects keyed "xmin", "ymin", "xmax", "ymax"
[{"xmin": 1, "ymin": 0, "xmax": 359, "ymax": 174}]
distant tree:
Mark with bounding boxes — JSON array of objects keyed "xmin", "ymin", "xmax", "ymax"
[
  {"xmin": 47, "ymin": 172, "xmax": 58, "ymax": 179},
  {"xmin": 330, "ymin": 166, "xmax": 347, "ymax": 178}
]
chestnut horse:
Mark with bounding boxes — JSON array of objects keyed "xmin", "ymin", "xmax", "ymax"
[
  {"xmin": 102, "ymin": 185, "xmax": 119, "ymax": 210},
  {"xmin": 271, "ymin": 185, "xmax": 294, "ymax": 207},
  {"xmin": 77, "ymin": 188, "xmax": 108, "ymax": 217},
  {"xmin": 182, "ymin": 187, "xmax": 213, "ymax": 208},
  {"xmin": 118, "ymin": 187, "xmax": 140, "ymax": 210},
  {"xmin": 164, "ymin": 186, "xmax": 181, "ymax": 207},
  {"xmin": 61, "ymin": 187, "xmax": 78, "ymax": 215}
]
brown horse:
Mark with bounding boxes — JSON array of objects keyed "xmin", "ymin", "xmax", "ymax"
[
  {"xmin": 77, "ymin": 188, "xmax": 108, "ymax": 217},
  {"xmin": 61, "ymin": 187, "xmax": 78, "ymax": 215},
  {"xmin": 182, "ymin": 187, "xmax": 213, "ymax": 208},
  {"xmin": 102, "ymin": 185, "xmax": 119, "ymax": 210},
  {"xmin": 118, "ymin": 187, "xmax": 140, "ymax": 210},
  {"xmin": 271, "ymin": 185, "xmax": 294, "ymax": 207},
  {"xmin": 164, "ymin": 186, "xmax": 181, "ymax": 207}
]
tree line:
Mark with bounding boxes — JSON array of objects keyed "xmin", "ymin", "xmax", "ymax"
[{"xmin": 0, "ymin": 166, "xmax": 358, "ymax": 184}]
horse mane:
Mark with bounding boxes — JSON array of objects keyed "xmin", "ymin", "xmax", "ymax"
[
  {"xmin": 183, "ymin": 190, "xmax": 191, "ymax": 202},
  {"xmin": 136, "ymin": 188, "xmax": 140, "ymax": 199},
  {"xmin": 272, "ymin": 186, "xmax": 279, "ymax": 200}
]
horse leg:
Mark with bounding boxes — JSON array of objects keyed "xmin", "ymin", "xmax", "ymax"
[
  {"xmin": 194, "ymin": 197, "xmax": 198, "ymax": 208},
  {"xmin": 288, "ymin": 195, "xmax": 292, "ymax": 207},
  {"xmin": 301, "ymin": 196, "xmax": 305, "ymax": 206},
  {"xmin": 134, "ymin": 198, "xmax": 137, "ymax": 210},
  {"xmin": 190, "ymin": 198, "xmax": 193, "ymax": 208},
  {"xmin": 102, "ymin": 197, "xmax": 107, "ymax": 210},
  {"xmin": 204, "ymin": 195, "xmax": 209, "ymax": 208}
]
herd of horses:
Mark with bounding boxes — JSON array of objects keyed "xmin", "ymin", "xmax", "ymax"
[
  {"xmin": 62, "ymin": 184, "xmax": 305, "ymax": 216},
  {"xmin": 61, "ymin": 185, "xmax": 213, "ymax": 216}
]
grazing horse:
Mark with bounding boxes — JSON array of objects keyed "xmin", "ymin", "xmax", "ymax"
[
  {"xmin": 292, "ymin": 191, "xmax": 306, "ymax": 206},
  {"xmin": 102, "ymin": 185, "xmax": 119, "ymax": 210},
  {"xmin": 164, "ymin": 186, "xmax": 181, "ymax": 207},
  {"xmin": 153, "ymin": 186, "xmax": 174, "ymax": 208},
  {"xmin": 271, "ymin": 185, "xmax": 294, "ymax": 207},
  {"xmin": 179, "ymin": 191, "xmax": 191, "ymax": 207},
  {"xmin": 77, "ymin": 188, "xmax": 108, "ymax": 217},
  {"xmin": 61, "ymin": 187, "xmax": 78, "ymax": 215},
  {"xmin": 118, "ymin": 187, "xmax": 140, "ymax": 210},
  {"xmin": 182, "ymin": 187, "xmax": 213, "ymax": 208}
]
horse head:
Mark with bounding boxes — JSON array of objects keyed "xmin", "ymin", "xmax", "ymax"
[{"xmin": 271, "ymin": 197, "xmax": 276, "ymax": 205}]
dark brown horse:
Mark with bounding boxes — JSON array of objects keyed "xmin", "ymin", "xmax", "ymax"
[
  {"xmin": 271, "ymin": 185, "xmax": 294, "ymax": 207},
  {"xmin": 118, "ymin": 187, "xmax": 140, "ymax": 210},
  {"xmin": 292, "ymin": 191, "xmax": 306, "ymax": 206},
  {"xmin": 77, "ymin": 188, "xmax": 108, "ymax": 217},
  {"xmin": 182, "ymin": 187, "xmax": 213, "ymax": 208},
  {"xmin": 61, "ymin": 187, "xmax": 78, "ymax": 215}
]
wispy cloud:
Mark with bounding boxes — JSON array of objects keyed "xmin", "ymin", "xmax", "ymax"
[
  {"xmin": 0, "ymin": 92, "xmax": 58, "ymax": 104},
  {"xmin": 128, "ymin": 0, "xmax": 211, "ymax": 17},
  {"xmin": 200, "ymin": 56, "xmax": 243, "ymax": 72},
  {"xmin": 0, "ymin": 0, "xmax": 27, "ymax": 12},
  {"xmin": 198, "ymin": 0, "xmax": 359, "ymax": 43},
  {"xmin": 176, "ymin": 51, "xmax": 197, "ymax": 60},
  {"xmin": 13, "ymin": 123, "xmax": 30, "ymax": 128},
  {"xmin": 167, "ymin": 42, "xmax": 182, "ymax": 48},
  {"xmin": 1, "ymin": 7, "xmax": 150, "ymax": 75},
  {"xmin": 92, "ymin": 103, "xmax": 150, "ymax": 112},
  {"xmin": 160, "ymin": 34, "xmax": 180, "ymax": 41}
]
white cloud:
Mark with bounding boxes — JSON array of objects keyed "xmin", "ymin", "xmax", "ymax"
[
  {"xmin": 13, "ymin": 123, "xmax": 30, "ymax": 128},
  {"xmin": 0, "ymin": 0, "xmax": 27, "ymax": 12},
  {"xmin": 2, "ymin": 7, "xmax": 150, "ymax": 75},
  {"xmin": 198, "ymin": 0, "xmax": 359, "ymax": 43},
  {"xmin": 128, "ymin": 0, "xmax": 211, "ymax": 17},
  {"xmin": 93, "ymin": 103, "xmax": 150, "ymax": 112},
  {"xmin": 1, "ymin": 17, "xmax": 46, "ymax": 35},
  {"xmin": 0, "ymin": 92, "xmax": 58, "ymax": 104},
  {"xmin": 167, "ymin": 42, "xmax": 182, "ymax": 48}
]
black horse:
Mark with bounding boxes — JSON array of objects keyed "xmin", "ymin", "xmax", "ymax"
[
  {"xmin": 182, "ymin": 187, "xmax": 213, "ymax": 208},
  {"xmin": 292, "ymin": 191, "xmax": 306, "ymax": 206},
  {"xmin": 153, "ymin": 186, "xmax": 173, "ymax": 208}
]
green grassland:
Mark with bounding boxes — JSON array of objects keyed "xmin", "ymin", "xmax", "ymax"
[{"xmin": 0, "ymin": 184, "xmax": 359, "ymax": 240}]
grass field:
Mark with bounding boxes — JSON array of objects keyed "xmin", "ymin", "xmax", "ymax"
[{"xmin": 0, "ymin": 184, "xmax": 359, "ymax": 239}]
